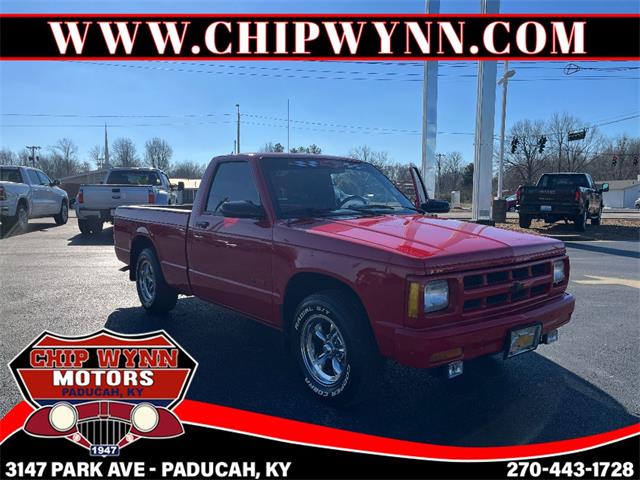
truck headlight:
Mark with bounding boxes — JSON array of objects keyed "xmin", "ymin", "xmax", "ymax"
[
  {"xmin": 553, "ymin": 260, "xmax": 566, "ymax": 284},
  {"xmin": 424, "ymin": 280, "xmax": 449, "ymax": 313},
  {"xmin": 131, "ymin": 403, "xmax": 159, "ymax": 432},
  {"xmin": 49, "ymin": 402, "xmax": 77, "ymax": 432}
]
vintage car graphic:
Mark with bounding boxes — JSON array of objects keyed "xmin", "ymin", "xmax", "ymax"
[{"xmin": 9, "ymin": 329, "xmax": 197, "ymax": 455}]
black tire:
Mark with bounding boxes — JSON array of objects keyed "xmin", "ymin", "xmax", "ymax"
[
  {"xmin": 13, "ymin": 203, "xmax": 29, "ymax": 232},
  {"xmin": 518, "ymin": 214, "xmax": 531, "ymax": 229},
  {"xmin": 54, "ymin": 201, "xmax": 69, "ymax": 225},
  {"xmin": 591, "ymin": 207, "xmax": 602, "ymax": 226},
  {"xmin": 291, "ymin": 290, "xmax": 382, "ymax": 406},
  {"xmin": 574, "ymin": 211, "xmax": 587, "ymax": 232},
  {"xmin": 78, "ymin": 218, "xmax": 103, "ymax": 235},
  {"xmin": 135, "ymin": 247, "xmax": 178, "ymax": 314}
]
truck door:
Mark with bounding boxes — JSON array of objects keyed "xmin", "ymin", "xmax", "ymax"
[
  {"xmin": 25, "ymin": 169, "xmax": 48, "ymax": 217},
  {"xmin": 36, "ymin": 170, "xmax": 59, "ymax": 215},
  {"xmin": 187, "ymin": 160, "xmax": 274, "ymax": 322}
]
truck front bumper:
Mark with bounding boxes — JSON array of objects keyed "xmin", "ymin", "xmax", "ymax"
[
  {"xmin": 76, "ymin": 208, "xmax": 114, "ymax": 221},
  {"xmin": 392, "ymin": 293, "xmax": 575, "ymax": 369}
]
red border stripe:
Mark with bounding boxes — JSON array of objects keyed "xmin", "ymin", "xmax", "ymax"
[
  {"xmin": 0, "ymin": 402, "xmax": 34, "ymax": 444},
  {"xmin": 173, "ymin": 400, "xmax": 640, "ymax": 460},
  {"xmin": 1, "ymin": 400, "xmax": 638, "ymax": 460}
]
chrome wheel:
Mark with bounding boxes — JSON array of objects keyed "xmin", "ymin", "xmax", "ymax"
[
  {"xmin": 300, "ymin": 314, "xmax": 348, "ymax": 387},
  {"xmin": 137, "ymin": 259, "xmax": 156, "ymax": 306}
]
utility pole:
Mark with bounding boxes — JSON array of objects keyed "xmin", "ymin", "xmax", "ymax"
[
  {"xmin": 497, "ymin": 60, "xmax": 516, "ymax": 199},
  {"xmin": 421, "ymin": 0, "xmax": 440, "ymax": 198},
  {"xmin": 235, "ymin": 104, "xmax": 241, "ymax": 154},
  {"xmin": 436, "ymin": 153, "xmax": 445, "ymax": 198},
  {"xmin": 25, "ymin": 145, "xmax": 41, "ymax": 167},
  {"xmin": 471, "ymin": 0, "xmax": 500, "ymax": 223},
  {"xmin": 287, "ymin": 99, "xmax": 291, "ymax": 153}
]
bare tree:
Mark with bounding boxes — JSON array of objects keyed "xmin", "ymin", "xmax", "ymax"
[
  {"xmin": 348, "ymin": 145, "xmax": 390, "ymax": 168},
  {"xmin": 51, "ymin": 138, "xmax": 80, "ymax": 176},
  {"xmin": 0, "ymin": 148, "xmax": 17, "ymax": 165},
  {"xmin": 548, "ymin": 112, "xmax": 603, "ymax": 173},
  {"xmin": 504, "ymin": 120, "xmax": 550, "ymax": 186},
  {"xmin": 144, "ymin": 137, "xmax": 173, "ymax": 170},
  {"xmin": 589, "ymin": 135, "xmax": 640, "ymax": 181},
  {"xmin": 169, "ymin": 160, "xmax": 205, "ymax": 179},
  {"xmin": 112, "ymin": 138, "xmax": 140, "ymax": 167},
  {"xmin": 88, "ymin": 145, "xmax": 104, "ymax": 169}
]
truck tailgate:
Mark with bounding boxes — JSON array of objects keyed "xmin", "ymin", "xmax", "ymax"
[
  {"xmin": 80, "ymin": 185, "xmax": 153, "ymax": 210},
  {"xmin": 521, "ymin": 186, "xmax": 577, "ymax": 206}
]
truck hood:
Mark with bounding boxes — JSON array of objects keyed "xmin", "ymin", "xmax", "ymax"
[{"xmin": 297, "ymin": 215, "xmax": 565, "ymax": 273}]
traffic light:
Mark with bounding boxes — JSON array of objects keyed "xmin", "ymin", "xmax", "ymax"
[
  {"xmin": 612, "ymin": 155, "xmax": 618, "ymax": 167},
  {"xmin": 538, "ymin": 136, "xmax": 547, "ymax": 153},
  {"xmin": 511, "ymin": 137, "xmax": 519, "ymax": 154}
]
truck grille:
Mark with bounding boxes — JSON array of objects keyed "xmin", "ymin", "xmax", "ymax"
[
  {"xmin": 462, "ymin": 260, "xmax": 552, "ymax": 313},
  {"xmin": 77, "ymin": 418, "xmax": 130, "ymax": 446}
]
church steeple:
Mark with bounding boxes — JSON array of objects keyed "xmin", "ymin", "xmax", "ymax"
[{"xmin": 104, "ymin": 123, "xmax": 110, "ymax": 168}]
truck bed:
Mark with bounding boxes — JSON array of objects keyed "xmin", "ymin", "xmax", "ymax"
[{"xmin": 114, "ymin": 205, "xmax": 193, "ymax": 293}]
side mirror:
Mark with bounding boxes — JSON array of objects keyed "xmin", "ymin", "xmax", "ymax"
[
  {"xmin": 51, "ymin": 179, "xmax": 60, "ymax": 186},
  {"xmin": 177, "ymin": 181, "xmax": 185, "ymax": 191},
  {"xmin": 421, "ymin": 199, "xmax": 450, "ymax": 214},
  {"xmin": 600, "ymin": 182, "xmax": 609, "ymax": 193},
  {"xmin": 220, "ymin": 201, "xmax": 265, "ymax": 219}
]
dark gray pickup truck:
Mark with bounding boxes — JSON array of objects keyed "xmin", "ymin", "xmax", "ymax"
[{"xmin": 517, "ymin": 173, "xmax": 609, "ymax": 232}]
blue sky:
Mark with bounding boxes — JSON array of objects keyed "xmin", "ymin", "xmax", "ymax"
[{"xmin": 1, "ymin": 0, "xmax": 639, "ymax": 169}]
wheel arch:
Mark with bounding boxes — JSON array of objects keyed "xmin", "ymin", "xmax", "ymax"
[
  {"xmin": 129, "ymin": 235, "xmax": 157, "ymax": 281},
  {"xmin": 16, "ymin": 196, "xmax": 29, "ymax": 215},
  {"xmin": 281, "ymin": 271, "xmax": 374, "ymax": 348}
]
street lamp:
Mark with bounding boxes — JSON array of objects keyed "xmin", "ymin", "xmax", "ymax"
[{"xmin": 497, "ymin": 61, "xmax": 516, "ymax": 199}]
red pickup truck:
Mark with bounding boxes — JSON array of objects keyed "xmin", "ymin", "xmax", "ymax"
[{"xmin": 114, "ymin": 154, "xmax": 575, "ymax": 405}]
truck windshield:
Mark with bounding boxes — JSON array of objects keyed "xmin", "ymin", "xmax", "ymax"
[
  {"xmin": 0, "ymin": 168, "xmax": 23, "ymax": 183},
  {"xmin": 538, "ymin": 174, "xmax": 589, "ymax": 188},
  {"xmin": 106, "ymin": 171, "xmax": 162, "ymax": 186},
  {"xmin": 261, "ymin": 157, "xmax": 416, "ymax": 218}
]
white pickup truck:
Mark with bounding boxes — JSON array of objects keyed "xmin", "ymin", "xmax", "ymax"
[
  {"xmin": 75, "ymin": 167, "xmax": 180, "ymax": 235},
  {"xmin": 0, "ymin": 165, "xmax": 69, "ymax": 233}
]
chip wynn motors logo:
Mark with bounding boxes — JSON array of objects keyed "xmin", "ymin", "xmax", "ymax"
[{"xmin": 8, "ymin": 329, "xmax": 197, "ymax": 456}]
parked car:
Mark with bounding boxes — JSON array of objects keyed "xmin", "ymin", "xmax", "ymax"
[
  {"xmin": 517, "ymin": 173, "xmax": 608, "ymax": 232},
  {"xmin": 0, "ymin": 165, "xmax": 69, "ymax": 232},
  {"xmin": 114, "ymin": 154, "xmax": 574, "ymax": 405},
  {"xmin": 505, "ymin": 194, "xmax": 518, "ymax": 212},
  {"xmin": 75, "ymin": 167, "xmax": 180, "ymax": 235}
]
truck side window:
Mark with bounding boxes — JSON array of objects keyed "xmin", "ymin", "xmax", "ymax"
[
  {"xmin": 205, "ymin": 162, "xmax": 261, "ymax": 214},
  {"xmin": 26, "ymin": 170, "xmax": 41, "ymax": 185},
  {"xmin": 36, "ymin": 171, "xmax": 52, "ymax": 185}
]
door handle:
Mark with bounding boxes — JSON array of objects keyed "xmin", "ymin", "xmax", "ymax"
[{"xmin": 195, "ymin": 221, "xmax": 210, "ymax": 229}]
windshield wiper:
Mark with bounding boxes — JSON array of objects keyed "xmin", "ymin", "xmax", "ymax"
[
  {"xmin": 348, "ymin": 204, "xmax": 420, "ymax": 213},
  {"xmin": 284, "ymin": 207, "xmax": 344, "ymax": 218}
]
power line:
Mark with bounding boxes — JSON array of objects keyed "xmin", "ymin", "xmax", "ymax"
[{"xmin": 69, "ymin": 61, "xmax": 640, "ymax": 83}]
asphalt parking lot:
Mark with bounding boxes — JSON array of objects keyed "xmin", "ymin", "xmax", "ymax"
[{"xmin": 1, "ymin": 214, "xmax": 638, "ymax": 447}]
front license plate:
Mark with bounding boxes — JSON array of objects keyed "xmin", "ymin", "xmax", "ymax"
[
  {"xmin": 540, "ymin": 205, "xmax": 552, "ymax": 212},
  {"xmin": 505, "ymin": 324, "xmax": 542, "ymax": 359}
]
